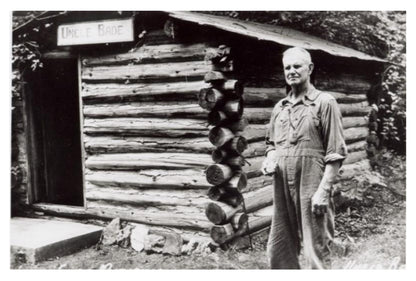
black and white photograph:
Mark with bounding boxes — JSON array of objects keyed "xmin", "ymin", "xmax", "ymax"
[{"xmin": 9, "ymin": 7, "xmax": 407, "ymax": 271}]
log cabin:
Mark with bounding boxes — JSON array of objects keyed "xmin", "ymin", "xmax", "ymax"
[{"xmin": 12, "ymin": 11, "xmax": 388, "ymax": 246}]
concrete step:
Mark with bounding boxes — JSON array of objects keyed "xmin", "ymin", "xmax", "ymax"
[{"xmin": 11, "ymin": 217, "xmax": 103, "ymax": 264}]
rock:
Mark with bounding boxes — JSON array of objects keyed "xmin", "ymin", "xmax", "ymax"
[
  {"xmin": 98, "ymin": 263, "xmax": 113, "ymax": 270},
  {"xmin": 57, "ymin": 263, "xmax": 68, "ymax": 269},
  {"xmin": 144, "ymin": 234, "xmax": 165, "ymax": 254},
  {"xmin": 159, "ymin": 231, "xmax": 182, "ymax": 256},
  {"xmin": 101, "ymin": 218, "xmax": 121, "ymax": 246},
  {"xmin": 193, "ymin": 240, "xmax": 213, "ymax": 255},
  {"xmin": 117, "ymin": 225, "xmax": 133, "ymax": 248},
  {"xmin": 181, "ymin": 238, "xmax": 199, "ymax": 255},
  {"xmin": 130, "ymin": 224, "xmax": 149, "ymax": 252}
]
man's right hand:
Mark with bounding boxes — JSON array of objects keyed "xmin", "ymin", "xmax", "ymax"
[{"xmin": 261, "ymin": 150, "xmax": 276, "ymax": 176}]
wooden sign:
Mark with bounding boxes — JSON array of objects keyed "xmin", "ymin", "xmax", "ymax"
[{"xmin": 57, "ymin": 18, "xmax": 134, "ymax": 46}]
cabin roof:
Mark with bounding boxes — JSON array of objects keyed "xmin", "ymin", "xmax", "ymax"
[{"xmin": 168, "ymin": 11, "xmax": 389, "ymax": 64}]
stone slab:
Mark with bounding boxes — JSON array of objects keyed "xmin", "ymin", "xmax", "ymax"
[{"xmin": 10, "ymin": 217, "xmax": 103, "ymax": 264}]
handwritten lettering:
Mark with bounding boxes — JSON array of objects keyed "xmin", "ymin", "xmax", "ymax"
[{"xmin": 57, "ymin": 19, "xmax": 133, "ymax": 46}]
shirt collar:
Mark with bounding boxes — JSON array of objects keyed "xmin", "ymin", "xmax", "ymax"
[{"xmin": 281, "ymin": 85, "xmax": 320, "ymax": 107}]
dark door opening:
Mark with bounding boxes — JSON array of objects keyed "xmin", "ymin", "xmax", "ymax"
[{"xmin": 28, "ymin": 58, "xmax": 84, "ymax": 206}]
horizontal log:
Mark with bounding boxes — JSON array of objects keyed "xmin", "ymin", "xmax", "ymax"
[
  {"xmin": 208, "ymin": 110, "xmax": 228, "ymax": 126},
  {"xmin": 314, "ymin": 72, "xmax": 373, "ymax": 94},
  {"xmin": 85, "ymin": 184, "xmax": 211, "ymax": 209},
  {"xmin": 231, "ymin": 213, "xmax": 249, "ymax": 230},
  {"xmin": 81, "ymin": 60, "xmax": 212, "ymax": 83},
  {"xmin": 213, "ymin": 189, "xmax": 243, "ymax": 208},
  {"xmin": 204, "ymin": 71, "xmax": 225, "ymax": 82},
  {"xmin": 244, "ymin": 175, "xmax": 273, "ymax": 192},
  {"xmin": 242, "ymin": 156, "xmax": 263, "ymax": 179},
  {"xmin": 209, "ymin": 174, "xmax": 271, "ymax": 195},
  {"xmin": 205, "ymin": 185, "xmax": 273, "ymax": 225},
  {"xmin": 205, "ymin": 88, "xmax": 225, "ymax": 110},
  {"xmin": 86, "ymin": 153, "xmax": 212, "ymax": 170},
  {"xmin": 85, "ymin": 169, "xmax": 211, "ymax": 190},
  {"xmin": 226, "ymin": 117, "xmax": 249, "ymax": 133},
  {"xmin": 212, "ymin": 148, "xmax": 227, "ymax": 163},
  {"xmin": 343, "ymin": 150, "xmax": 368, "ymax": 165},
  {"xmin": 339, "ymin": 101, "xmax": 371, "ymax": 117},
  {"xmin": 31, "ymin": 202, "xmax": 213, "ymax": 232},
  {"xmin": 222, "ymin": 136, "xmax": 248, "ymax": 154},
  {"xmin": 84, "ymin": 118, "xmax": 209, "ymax": 137},
  {"xmin": 223, "ymin": 172, "xmax": 248, "ymax": 191},
  {"xmin": 343, "ymin": 116, "xmax": 369, "ymax": 129},
  {"xmin": 83, "ymin": 103, "xmax": 207, "ymax": 119},
  {"xmin": 244, "ymin": 213, "xmax": 272, "ymax": 235},
  {"xmin": 243, "ymin": 87, "xmax": 368, "ymax": 108},
  {"xmin": 243, "ymin": 87, "xmax": 287, "ymax": 107},
  {"xmin": 86, "ymin": 201, "xmax": 212, "ymax": 231},
  {"xmin": 207, "ymin": 186, "xmax": 243, "ymax": 207},
  {"xmin": 221, "ymin": 100, "xmax": 244, "ymax": 119},
  {"xmin": 243, "ymin": 141, "xmax": 267, "ymax": 158},
  {"xmin": 222, "ymin": 156, "xmax": 246, "ymax": 168},
  {"xmin": 198, "ymin": 88, "xmax": 210, "ymax": 109},
  {"xmin": 240, "ymin": 124, "xmax": 267, "ymax": 143},
  {"xmin": 210, "ymin": 224, "xmax": 235, "ymax": 244},
  {"xmin": 327, "ymin": 92, "xmax": 367, "ymax": 104},
  {"xmin": 209, "ymin": 126, "xmax": 234, "ymax": 147},
  {"xmin": 244, "ymin": 102, "xmax": 370, "ymax": 125},
  {"xmin": 212, "ymin": 60, "xmax": 234, "ymax": 72},
  {"xmin": 243, "ymin": 108, "xmax": 272, "ymax": 124},
  {"xmin": 210, "ymin": 205, "xmax": 273, "ymax": 244},
  {"xmin": 129, "ymin": 222, "xmax": 212, "ymax": 244},
  {"xmin": 346, "ymin": 140, "xmax": 367, "ymax": 153},
  {"xmin": 206, "ymin": 164, "xmax": 233, "ymax": 186},
  {"xmin": 344, "ymin": 127, "xmax": 369, "ymax": 143},
  {"xmin": 84, "ymin": 136, "xmax": 213, "ymax": 154},
  {"xmin": 221, "ymin": 80, "xmax": 244, "ymax": 96},
  {"xmin": 82, "ymin": 43, "xmax": 208, "ymax": 66},
  {"xmin": 83, "ymin": 134, "xmax": 256, "ymax": 155},
  {"xmin": 81, "ymin": 81, "xmax": 206, "ymax": 104}
]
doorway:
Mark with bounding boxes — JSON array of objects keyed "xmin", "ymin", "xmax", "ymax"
[{"xmin": 27, "ymin": 57, "xmax": 84, "ymax": 206}]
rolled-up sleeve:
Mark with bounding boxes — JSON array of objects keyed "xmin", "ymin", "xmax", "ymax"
[{"xmin": 320, "ymin": 97, "xmax": 348, "ymax": 164}]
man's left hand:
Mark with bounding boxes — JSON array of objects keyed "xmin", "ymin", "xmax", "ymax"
[{"xmin": 311, "ymin": 183, "xmax": 331, "ymax": 216}]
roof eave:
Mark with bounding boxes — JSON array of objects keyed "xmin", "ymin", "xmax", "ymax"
[{"xmin": 167, "ymin": 11, "xmax": 391, "ymax": 65}]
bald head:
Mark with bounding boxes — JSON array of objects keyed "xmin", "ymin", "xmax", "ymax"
[{"xmin": 283, "ymin": 47, "xmax": 312, "ymax": 64}]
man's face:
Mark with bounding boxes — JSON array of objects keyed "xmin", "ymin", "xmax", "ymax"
[{"xmin": 282, "ymin": 52, "xmax": 313, "ymax": 86}]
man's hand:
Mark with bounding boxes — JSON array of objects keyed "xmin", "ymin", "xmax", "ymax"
[
  {"xmin": 311, "ymin": 182, "xmax": 331, "ymax": 216},
  {"xmin": 261, "ymin": 150, "xmax": 276, "ymax": 176}
]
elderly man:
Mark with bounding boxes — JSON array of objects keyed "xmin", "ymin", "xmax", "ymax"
[{"xmin": 261, "ymin": 47, "xmax": 348, "ymax": 269}]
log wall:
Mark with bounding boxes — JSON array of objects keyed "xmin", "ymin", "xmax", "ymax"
[{"xmin": 80, "ymin": 37, "xmax": 217, "ymax": 233}]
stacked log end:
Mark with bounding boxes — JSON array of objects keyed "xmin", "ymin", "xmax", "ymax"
[{"xmin": 199, "ymin": 45, "xmax": 254, "ymax": 245}]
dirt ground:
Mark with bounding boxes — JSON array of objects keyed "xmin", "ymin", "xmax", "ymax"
[{"xmin": 11, "ymin": 152, "xmax": 406, "ymax": 270}]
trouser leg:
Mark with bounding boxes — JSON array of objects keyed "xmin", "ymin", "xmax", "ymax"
[
  {"xmin": 299, "ymin": 157, "xmax": 334, "ymax": 269},
  {"xmin": 267, "ymin": 161, "xmax": 300, "ymax": 269}
]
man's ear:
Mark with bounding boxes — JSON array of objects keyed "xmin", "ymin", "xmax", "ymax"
[{"xmin": 308, "ymin": 63, "xmax": 314, "ymax": 74}]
